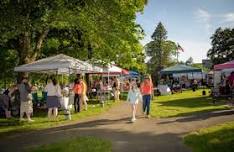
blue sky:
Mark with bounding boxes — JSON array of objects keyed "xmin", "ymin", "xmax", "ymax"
[{"xmin": 136, "ymin": 0, "xmax": 234, "ymax": 63}]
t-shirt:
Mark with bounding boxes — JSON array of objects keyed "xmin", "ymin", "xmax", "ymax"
[
  {"xmin": 18, "ymin": 83, "xmax": 31, "ymax": 102},
  {"xmin": 45, "ymin": 82, "xmax": 61, "ymax": 97},
  {"xmin": 140, "ymin": 81, "xmax": 153, "ymax": 95},
  {"xmin": 73, "ymin": 83, "xmax": 82, "ymax": 95}
]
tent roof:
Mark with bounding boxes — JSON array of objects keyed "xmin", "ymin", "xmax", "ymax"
[
  {"xmin": 14, "ymin": 54, "xmax": 103, "ymax": 74},
  {"xmin": 214, "ymin": 60, "xmax": 234, "ymax": 71},
  {"xmin": 101, "ymin": 65, "xmax": 128, "ymax": 74},
  {"xmin": 161, "ymin": 64, "xmax": 202, "ymax": 74}
]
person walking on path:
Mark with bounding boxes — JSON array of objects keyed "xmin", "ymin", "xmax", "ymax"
[
  {"xmin": 45, "ymin": 77, "xmax": 61, "ymax": 120},
  {"xmin": 140, "ymin": 75, "xmax": 153, "ymax": 118},
  {"xmin": 127, "ymin": 83, "xmax": 142, "ymax": 122},
  {"xmin": 18, "ymin": 77, "xmax": 34, "ymax": 122},
  {"xmin": 73, "ymin": 78, "xmax": 82, "ymax": 113}
]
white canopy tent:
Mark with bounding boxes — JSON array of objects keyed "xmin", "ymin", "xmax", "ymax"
[{"xmin": 14, "ymin": 54, "xmax": 103, "ymax": 74}]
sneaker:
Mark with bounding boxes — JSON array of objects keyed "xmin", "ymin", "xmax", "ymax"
[
  {"xmin": 147, "ymin": 115, "xmax": 151, "ymax": 119},
  {"xmin": 131, "ymin": 118, "xmax": 136, "ymax": 122}
]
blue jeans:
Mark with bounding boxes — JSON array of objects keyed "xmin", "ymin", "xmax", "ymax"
[{"xmin": 143, "ymin": 95, "xmax": 151, "ymax": 115}]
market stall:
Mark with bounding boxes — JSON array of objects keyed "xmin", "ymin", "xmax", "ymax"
[
  {"xmin": 213, "ymin": 60, "xmax": 234, "ymax": 99},
  {"xmin": 160, "ymin": 64, "xmax": 202, "ymax": 93},
  {"xmin": 14, "ymin": 54, "xmax": 103, "ymax": 109},
  {"xmin": 14, "ymin": 54, "xmax": 103, "ymax": 74}
]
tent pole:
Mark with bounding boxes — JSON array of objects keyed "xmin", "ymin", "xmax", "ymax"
[{"xmin": 62, "ymin": 74, "xmax": 64, "ymax": 85}]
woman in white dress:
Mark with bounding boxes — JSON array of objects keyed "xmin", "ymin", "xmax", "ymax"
[{"xmin": 127, "ymin": 84, "xmax": 142, "ymax": 122}]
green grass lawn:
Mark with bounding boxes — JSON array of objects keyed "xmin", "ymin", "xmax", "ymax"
[
  {"xmin": 0, "ymin": 100, "xmax": 118, "ymax": 136},
  {"xmin": 28, "ymin": 136, "xmax": 112, "ymax": 152},
  {"xmin": 184, "ymin": 121, "xmax": 234, "ymax": 152},
  {"xmin": 151, "ymin": 89, "xmax": 231, "ymax": 118}
]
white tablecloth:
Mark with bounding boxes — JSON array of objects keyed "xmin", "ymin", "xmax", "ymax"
[{"xmin": 157, "ymin": 85, "xmax": 171, "ymax": 95}]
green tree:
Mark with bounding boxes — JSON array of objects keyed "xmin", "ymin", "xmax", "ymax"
[
  {"xmin": 0, "ymin": 0, "xmax": 147, "ymax": 79},
  {"xmin": 207, "ymin": 27, "xmax": 234, "ymax": 65},
  {"xmin": 0, "ymin": 49, "xmax": 17, "ymax": 88},
  {"xmin": 145, "ymin": 22, "xmax": 177, "ymax": 83}
]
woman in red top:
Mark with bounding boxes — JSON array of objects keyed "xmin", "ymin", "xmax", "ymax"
[
  {"xmin": 73, "ymin": 78, "xmax": 83, "ymax": 113},
  {"xmin": 140, "ymin": 76, "xmax": 153, "ymax": 118}
]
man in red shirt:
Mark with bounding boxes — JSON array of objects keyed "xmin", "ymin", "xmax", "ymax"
[{"xmin": 140, "ymin": 75, "xmax": 153, "ymax": 118}]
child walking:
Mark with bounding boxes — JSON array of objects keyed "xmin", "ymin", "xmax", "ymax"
[{"xmin": 127, "ymin": 84, "xmax": 142, "ymax": 122}]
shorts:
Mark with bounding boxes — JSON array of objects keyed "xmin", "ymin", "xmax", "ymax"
[{"xmin": 20, "ymin": 101, "xmax": 33, "ymax": 114}]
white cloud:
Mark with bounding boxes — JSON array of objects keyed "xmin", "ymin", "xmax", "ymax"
[
  {"xmin": 224, "ymin": 13, "xmax": 234, "ymax": 23},
  {"xmin": 195, "ymin": 9, "xmax": 234, "ymax": 33},
  {"xmin": 176, "ymin": 40, "xmax": 211, "ymax": 63},
  {"xmin": 195, "ymin": 9, "xmax": 212, "ymax": 32}
]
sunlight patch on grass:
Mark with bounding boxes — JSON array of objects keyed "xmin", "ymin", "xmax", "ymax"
[
  {"xmin": 184, "ymin": 121, "xmax": 234, "ymax": 152},
  {"xmin": 151, "ymin": 89, "xmax": 230, "ymax": 118}
]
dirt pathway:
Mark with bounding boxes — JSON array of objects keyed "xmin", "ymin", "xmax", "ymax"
[{"xmin": 1, "ymin": 102, "xmax": 234, "ymax": 152}]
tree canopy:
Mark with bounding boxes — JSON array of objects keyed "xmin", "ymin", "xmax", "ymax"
[
  {"xmin": 0, "ymin": 0, "xmax": 147, "ymax": 81},
  {"xmin": 145, "ymin": 22, "xmax": 177, "ymax": 82},
  {"xmin": 185, "ymin": 57, "xmax": 193, "ymax": 65},
  {"xmin": 207, "ymin": 27, "xmax": 234, "ymax": 65}
]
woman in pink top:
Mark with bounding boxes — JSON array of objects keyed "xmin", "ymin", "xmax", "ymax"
[{"xmin": 140, "ymin": 76, "xmax": 153, "ymax": 118}]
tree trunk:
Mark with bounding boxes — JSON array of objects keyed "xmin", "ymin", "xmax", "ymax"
[{"xmin": 17, "ymin": 29, "xmax": 49, "ymax": 81}]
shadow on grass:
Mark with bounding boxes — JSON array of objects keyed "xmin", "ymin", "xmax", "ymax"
[
  {"xmin": 0, "ymin": 101, "xmax": 118, "ymax": 138},
  {"xmin": 158, "ymin": 109, "xmax": 234, "ymax": 124},
  {"xmin": 0, "ymin": 117, "xmax": 189, "ymax": 152},
  {"xmin": 184, "ymin": 124, "xmax": 234, "ymax": 152}
]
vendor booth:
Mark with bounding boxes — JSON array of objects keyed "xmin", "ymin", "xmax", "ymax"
[
  {"xmin": 160, "ymin": 64, "xmax": 202, "ymax": 93},
  {"xmin": 14, "ymin": 54, "xmax": 104, "ymax": 111},
  {"xmin": 161, "ymin": 64, "xmax": 202, "ymax": 75},
  {"xmin": 14, "ymin": 54, "xmax": 103, "ymax": 74},
  {"xmin": 213, "ymin": 60, "xmax": 234, "ymax": 100}
]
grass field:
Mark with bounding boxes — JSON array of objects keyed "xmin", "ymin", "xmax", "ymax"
[
  {"xmin": 151, "ymin": 89, "xmax": 231, "ymax": 118},
  {"xmin": 28, "ymin": 136, "xmax": 112, "ymax": 152},
  {"xmin": 0, "ymin": 100, "xmax": 117, "ymax": 136},
  {"xmin": 184, "ymin": 121, "xmax": 234, "ymax": 152}
]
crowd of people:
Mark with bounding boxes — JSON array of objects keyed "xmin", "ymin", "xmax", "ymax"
[
  {"xmin": 0, "ymin": 73, "xmax": 155, "ymax": 123},
  {"xmin": 0, "ymin": 74, "xmax": 89, "ymax": 121}
]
